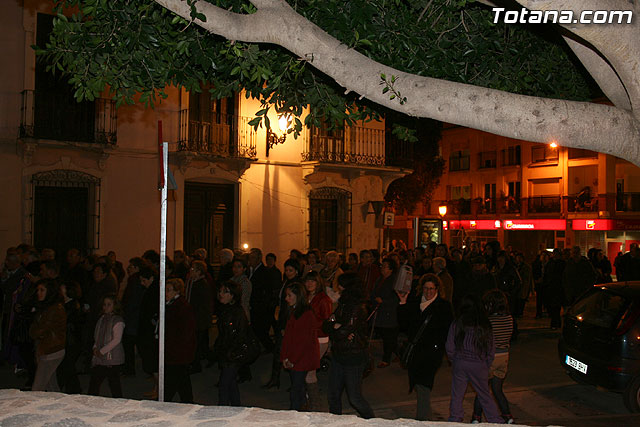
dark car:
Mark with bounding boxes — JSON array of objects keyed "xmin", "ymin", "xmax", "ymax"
[{"xmin": 558, "ymin": 282, "xmax": 640, "ymax": 412}]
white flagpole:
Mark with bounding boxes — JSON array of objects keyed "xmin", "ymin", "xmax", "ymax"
[{"xmin": 158, "ymin": 141, "xmax": 168, "ymax": 402}]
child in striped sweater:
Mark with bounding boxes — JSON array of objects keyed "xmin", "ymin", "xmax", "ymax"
[{"xmin": 472, "ymin": 289, "xmax": 514, "ymax": 424}]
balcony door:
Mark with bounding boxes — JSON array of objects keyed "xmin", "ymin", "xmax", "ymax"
[
  {"xmin": 183, "ymin": 182, "xmax": 235, "ymax": 265},
  {"xmin": 34, "ymin": 14, "xmax": 95, "ymax": 142},
  {"xmin": 188, "ymin": 87, "xmax": 236, "ymax": 155}
]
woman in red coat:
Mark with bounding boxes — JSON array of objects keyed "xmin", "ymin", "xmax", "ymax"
[
  {"xmin": 280, "ymin": 282, "xmax": 319, "ymax": 411},
  {"xmin": 304, "ymin": 271, "xmax": 332, "ymax": 410}
]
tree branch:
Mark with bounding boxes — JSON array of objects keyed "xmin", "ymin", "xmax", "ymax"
[
  {"xmin": 154, "ymin": 0, "xmax": 640, "ymax": 165},
  {"xmin": 561, "ymin": 35, "xmax": 631, "ymax": 110},
  {"xmin": 512, "ymin": 0, "xmax": 640, "ymax": 110}
]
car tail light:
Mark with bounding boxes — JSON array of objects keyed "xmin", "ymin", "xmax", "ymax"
[
  {"xmin": 606, "ymin": 366, "xmax": 623, "ymax": 372},
  {"xmin": 615, "ymin": 304, "xmax": 640, "ymax": 335}
]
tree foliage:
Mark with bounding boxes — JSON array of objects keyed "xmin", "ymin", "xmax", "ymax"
[
  {"xmin": 41, "ymin": 0, "xmax": 602, "ymax": 208},
  {"xmin": 42, "ymin": 0, "xmax": 594, "ymax": 130}
]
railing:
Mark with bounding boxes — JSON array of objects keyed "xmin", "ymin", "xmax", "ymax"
[
  {"xmin": 178, "ymin": 110, "xmax": 257, "ymax": 158},
  {"xmin": 528, "ymin": 196, "xmax": 562, "ymax": 213},
  {"xmin": 20, "ymin": 89, "xmax": 116, "ymax": 144},
  {"xmin": 386, "ymin": 139, "xmax": 414, "ymax": 168},
  {"xmin": 616, "ymin": 192, "xmax": 640, "ymax": 211},
  {"xmin": 478, "ymin": 198, "xmax": 496, "ymax": 214},
  {"xmin": 567, "ymin": 195, "xmax": 599, "ymax": 212},
  {"xmin": 500, "ymin": 197, "xmax": 521, "ymax": 214},
  {"xmin": 451, "ymin": 199, "xmax": 472, "ymax": 215},
  {"xmin": 303, "ymin": 125, "xmax": 386, "ymax": 165}
]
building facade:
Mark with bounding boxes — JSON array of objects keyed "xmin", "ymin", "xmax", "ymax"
[
  {"xmin": 391, "ymin": 125, "xmax": 640, "ymax": 264},
  {"xmin": 0, "ymin": 1, "xmax": 413, "ymax": 265}
]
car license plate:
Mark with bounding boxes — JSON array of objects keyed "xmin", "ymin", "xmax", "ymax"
[{"xmin": 566, "ymin": 355, "xmax": 588, "ymax": 374}]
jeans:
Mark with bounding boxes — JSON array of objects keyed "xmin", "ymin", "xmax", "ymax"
[
  {"xmin": 474, "ymin": 377, "xmax": 511, "ymax": 418},
  {"xmin": 289, "ymin": 370, "xmax": 307, "ymax": 410},
  {"xmin": 218, "ymin": 365, "xmax": 240, "ymax": 406},
  {"xmin": 88, "ymin": 365, "xmax": 122, "ymax": 397},
  {"xmin": 328, "ymin": 359, "xmax": 375, "ymax": 419}
]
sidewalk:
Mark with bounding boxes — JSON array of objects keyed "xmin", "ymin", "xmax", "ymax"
[{"xmin": 0, "ymin": 389, "xmax": 511, "ymax": 426}]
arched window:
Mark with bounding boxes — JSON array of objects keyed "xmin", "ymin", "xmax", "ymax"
[
  {"xmin": 30, "ymin": 170, "xmax": 101, "ymax": 254},
  {"xmin": 308, "ymin": 187, "xmax": 351, "ymax": 253}
]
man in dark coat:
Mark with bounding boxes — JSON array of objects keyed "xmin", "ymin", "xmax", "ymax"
[
  {"xmin": 545, "ymin": 248, "xmax": 566, "ymax": 329},
  {"xmin": 248, "ymin": 248, "xmax": 274, "ymax": 353},
  {"xmin": 164, "ymin": 278, "xmax": 197, "ymax": 403},
  {"xmin": 562, "ymin": 246, "xmax": 597, "ymax": 307},
  {"xmin": 187, "ymin": 260, "xmax": 213, "ymax": 373}
]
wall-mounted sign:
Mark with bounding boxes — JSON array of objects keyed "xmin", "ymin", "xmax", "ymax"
[
  {"xmin": 572, "ymin": 219, "xmax": 640, "ymax": 231},
  {"xmin": 416, "ymin": 219, "xmax": 442, "ymax": 245},
  {"xmin": 503, "ymin": 219, "xmax": 566, "ymax": 230},
  {"xmin": 447, "ymin": 220, "xmax": 501, "ymax": 230},
  {"xmin": 383, "ymin": 212, "xmax": 395, "ymax": 226}
]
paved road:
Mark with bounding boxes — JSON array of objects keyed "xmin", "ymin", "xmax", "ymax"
[{"xmin": 2, "ymin": 311, "xmax": 640, "ymax": 426}]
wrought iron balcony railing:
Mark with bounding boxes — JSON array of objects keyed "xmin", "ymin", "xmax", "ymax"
[
  {"xmin": 528, "ymin": 196, "xmax": 562, "ymax": 213},
  {"xmin": 616, "ymin": 192, "xmax": 640, "ymax": 212},
  {"xmin": 303, "ymin": 125, "xmax": 386, "ymax": 166},
  {"xmin": 567, "ymin": 195, "xmax": 599, "ymax": 212},
  {"xmin": 178, "ymin": 110, "xmax": 257, "ymax": 158},
  {"xmin": 20, "ymin": 89, "xmax": 116, "ymax": 144}
]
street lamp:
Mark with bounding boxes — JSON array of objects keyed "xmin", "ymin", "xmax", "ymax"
[
  {"xmin": 266, "ymin": 114, "xmax": 292, "ymax": 156},
  {"xmin": 438, "ymin": 204, "xmax": 447, "ymax": 217}
]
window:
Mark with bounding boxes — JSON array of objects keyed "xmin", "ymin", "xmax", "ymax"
[
  {"xmin": 449, "ymin": 150, "xmax": 470, "ymax": 171},
  {"xmin": 508, "ymin": 181, "xmax": 521, "ymax": 200},
  {"xmin": 478, "ymin": 151, "xmax": 497, "ymax": 169},
  {"xmin": 502, "ymin": 145, "xmax": 521, "ymax": 166},
  {"xmin": 309, "ymin": 187, "xmax": 351, "ymax": 253},
  {"xmin": 450, "ymin": 185, "xmax": 471, "ymax": 214},
  {"xmin": 482, "ymin": 183, "xmax": 496, "ymax": 213},
  {"xmin": 568, "ymin": 148, "xmax": 598, "ymax": 159},
  {"xmin": 531, "ymin": 145, "xmax": 559, "ymax": 163},
  {"xmin": 30, "ymin": 170, "xmax": 101, "ymax": 255}
]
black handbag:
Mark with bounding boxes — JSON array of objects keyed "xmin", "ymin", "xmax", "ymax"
[{"xmin": 401, "ymin": 313, "xmax": 432, "ymax": 366}]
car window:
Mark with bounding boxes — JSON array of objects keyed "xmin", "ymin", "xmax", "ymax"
[{"xmin": 568, "ymin": 290, "xmax": 629, "ymax": 328}]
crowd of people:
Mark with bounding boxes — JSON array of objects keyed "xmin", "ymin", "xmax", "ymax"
[{"xmin": 0, "ymin": 239, "xmax": 631, "ymax": 423}]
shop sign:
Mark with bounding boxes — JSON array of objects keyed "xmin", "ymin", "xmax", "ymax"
[
  {"xmin": 504, "ymin": 219, "xmax": 566, "ymax": 230},
  {"xmin": 447, "ymin": 220, "xmax": 502, "ymax": 230},
  {"xmin": 572, "ymin": 219, "xmax": 616, "ymax": 231},
  {"xmin": 572, "ymin": 219, "xmax": 640, "ymax": 231}
]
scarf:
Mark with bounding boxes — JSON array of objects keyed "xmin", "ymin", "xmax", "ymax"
[{"xmin": 420, "ymin": 293, "xmax": 438, "ymax": 312}]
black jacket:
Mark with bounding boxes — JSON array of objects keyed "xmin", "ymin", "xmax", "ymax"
[
  {"xmin": 323, "ymin": 297, "xmax": 369, "ymax": 365},
  {"xmin": 214, "ymin": 302, "xmax": 251, "ymax": 366},
  {"xmin": 407, "ymin": 296, "xmax": 453, "ymax": 391}
]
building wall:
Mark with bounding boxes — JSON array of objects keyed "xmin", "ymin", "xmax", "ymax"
[{"xmin": 0, "ymin": 0, "xmax": 407, "ymax": 265}]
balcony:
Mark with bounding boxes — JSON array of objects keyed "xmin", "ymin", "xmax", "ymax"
[
  {"xmin": 20, "ymin": 89, "xmax": 116, "ymax": 144},
  {"xmin": 450, "ymin": 198, "xmax": 472, "ymax": 215},
  {"xmin": 616, "ymin": 192, "xmax": 640, "ymax": 212},
  {"xmin": 303, "ymin": 125, "xmax": 390, "ymax": 166},
  {"xmin": 478, "ymin": 151, "xmax": 497, "ymax": 169},
  {"xmin": 476, "ymin": 197, "xmax": 497, "ymax": 214},
  {"xmin": 528, "ymin": 196, "xmax": 561, "ymax": 213},
  {"xmin": 531, "ymin": 145, "xmax": 559, "ymax": 164},
  {"xmin": 567, "ymin": 188, "xmax": 599, "ymax": 212},
  {"xmin": 178, "ymin": 111, "xmax": 256, "ymax": 158},
  {"xmin": 500, "ymin": 196, "xmax": 521, "ymax": 214}
]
